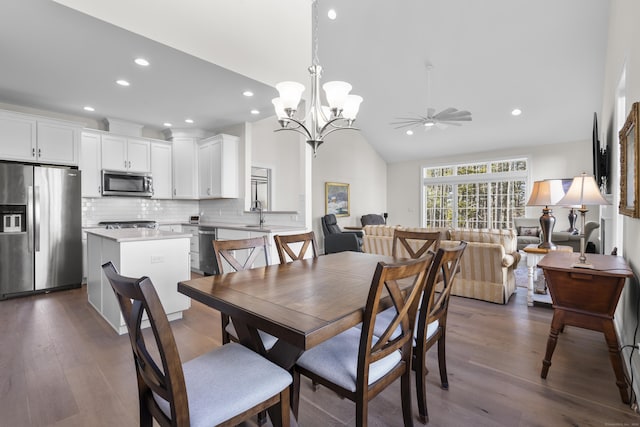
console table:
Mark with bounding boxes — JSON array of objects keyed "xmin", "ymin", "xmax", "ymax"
[
  {"xmin": 537, "ymin": 251, "xmax": 633, "ymax": 404},
  {"xmin": 522, "ymin": 244, "xmax": 572, "ymax": 306}
]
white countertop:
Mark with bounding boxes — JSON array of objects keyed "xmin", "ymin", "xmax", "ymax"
[
  {"xmin": 177, "ymin": 222, "xmax": 306, "ymax": 233},
  {"xmin": 85, "ymin": 228, "xmax": 192, "ymax": 243}
]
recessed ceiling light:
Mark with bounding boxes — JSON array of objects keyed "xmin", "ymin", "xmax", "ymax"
[
  {"xmin": 406, "ymin": 130, "xmax": 414, "ymax": 136},
  {"xmin": 163, "ymin": 122, "xmax": 172, "ymax": 127},
  {"xmin": 185, "ymin": 119, "xmax": 194, "ymax": 124},
  {"xmin": 83, "ymin": 106, "xmax": 95, "ymax": 112},
  {"xmin": 116, "ymin": 79, "xmax": 130, "ymax": 86},
  {"xmin": 243, "ymin": 91, "xmax": 254, "ymax": 97},
  {"xmin": 250, "ymin": 109, "xmax": 260, "ymax": 115},
  {"xmin": 134, "ymin": 58, "xmax": 149, "ymax": 66},
  {"xmin": 328, "ymin": 9, "xmax": 337, "ymax": 20},
  {"xmin": 511, "ymin": 108, "xmax": 522, "ymax": 116}
]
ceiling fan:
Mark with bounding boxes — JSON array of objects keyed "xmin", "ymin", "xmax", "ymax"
[{"xmin": 391, "ymin": 64, "xmax": 472, "ymax": 131}]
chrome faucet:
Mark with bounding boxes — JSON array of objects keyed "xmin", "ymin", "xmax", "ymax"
[{"xmin": 254, "ymin": 200, "xmax": 265, "ymax": 227}]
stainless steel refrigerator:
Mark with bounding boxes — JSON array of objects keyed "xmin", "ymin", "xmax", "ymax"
[{"xmin": 0, "ymin": 162, "xmax": 82, "ymax": 299}]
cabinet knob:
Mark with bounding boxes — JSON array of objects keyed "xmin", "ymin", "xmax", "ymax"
[
  {"xmin": 38, "ymin": 148, "xmax": 41, "ymax": 157},
  {"xmin": 32, "ymin": 148, "xmax": 36, "ymax": 157}
]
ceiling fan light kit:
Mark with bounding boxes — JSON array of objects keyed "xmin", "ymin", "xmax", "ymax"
[{"xmin": 391, "ymin": 63, "xmax": 472, "ymax": 132}]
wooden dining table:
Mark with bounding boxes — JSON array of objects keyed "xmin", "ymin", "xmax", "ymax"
[{"xmin": 177, "ymin": 251, "xmax": 403, "ymax": 370}]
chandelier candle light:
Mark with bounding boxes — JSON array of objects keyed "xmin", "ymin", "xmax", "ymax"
[
  {"xmin": 526, "ymin": 179, "xmax": 566, "ymax": 250},
  {"xmin": 557, "ymin": 172, "xmax": 610, "ymax": 268},
  {"xmin": 272, "ymin": 0, "xmax": 363, "ymax": 156}
]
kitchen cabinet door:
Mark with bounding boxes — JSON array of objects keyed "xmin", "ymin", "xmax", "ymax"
[
  {"xmin": 198, "ymin": 134, "xmax": 239, "ymax": 199},
  {"xmin": 36, "ymin": 120, "xmax": 80, "ymax": 166},
  {"xmin": 79, "ymin": 131, "xmax": 102, "ymax": 197},
  {"xmin": 126, "ymin": 137, "xmax": 151, "ymax": 172},
  {"xmin": 101, "ymin": 134, "xmax": 128, "ymax": 171},
  {"xmin": 172, "ymin": 137, "xmax": 198, "ymax": 199},
  {"xmin": 151, "ymin": 141, "xmax": 172, "ymax": 199},
  {"xmin": 0, "ymin": 110, "xmax": 37, "ymax": 162}
]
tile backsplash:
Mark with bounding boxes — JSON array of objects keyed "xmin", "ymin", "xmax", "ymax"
[
  {"xmin": 82, "ymin": 198, "xmax": 198, "ymax": 226},
  {"xmin": 82, "ymin": 196, "xmax": 305, "ymax": 227}
]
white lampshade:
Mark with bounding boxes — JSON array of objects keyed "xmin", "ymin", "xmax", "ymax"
[
  {"xmin": 557, "ymin": 173, "xmax": 610, "ymax": 207},
  {"xmin": 342, "ymin": 95, "xmax": 363, "ymax": 120},
  {"xmin": 322, "ymin": 81, "xmax": 352, "ymax": 111},
  {"xmin": 271, "ymin": 98, "xmax": 287, "ymax": 120},
  {"xmin": 275, "ymin": 81, "xmax": 305, "ymax": 110},
  {"xmin": 527, "ymin": 179, "xmax": 565, "ymax": 207}
]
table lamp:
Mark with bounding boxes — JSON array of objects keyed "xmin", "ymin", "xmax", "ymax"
[
  {"xmin": 557, "ymin": 172, "xmax": 610, "ymax": 268},
  {"xmin": 526, "ymin": 179, "xmax": 565, "ymax": 250}
]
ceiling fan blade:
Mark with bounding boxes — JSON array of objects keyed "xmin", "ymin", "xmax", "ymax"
[
  {"xmin": 436, "ymin": 107, "xmax": 458, "ymax": 116},
  {"xmin": 391, "ymin": 122, "xmax": 421, "ymax": 129}
]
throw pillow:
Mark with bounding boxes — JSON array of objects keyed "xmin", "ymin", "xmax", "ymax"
[{"xmin": 519, "ymin": 226, "xmax": 540, "ymax": 237}]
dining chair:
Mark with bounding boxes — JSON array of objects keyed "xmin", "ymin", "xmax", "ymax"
[
  {"xmin": 292, "ymin": 254, "xmax": 434, "ymax": 427},
  {"xmin": 392, "ymin": 229, "xmax": 442, "ymax": 259},
  {"xmin": 273, "ymin": 231, "xmax": 319, "ymax": 263},
  {"xmin": 413, "ymin": 241, "xmax": 466, "ymax": 423},
  {"xmin": 101, "ymin": 262, "xmax": 291, "ymax": 427},
  {"xmin": 212, "ymin": 236, "xmax": 277, "ymax": 349}
]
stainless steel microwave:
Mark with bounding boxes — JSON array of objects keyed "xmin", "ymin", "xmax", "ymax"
[{"xmin": 102, "ymin": 170, "xmax": 153, "ymax": 197}]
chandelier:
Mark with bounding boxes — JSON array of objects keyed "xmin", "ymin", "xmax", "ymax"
[{"xmin": 272, "ymin": 0, "xmax": 363, "ymax": 156}]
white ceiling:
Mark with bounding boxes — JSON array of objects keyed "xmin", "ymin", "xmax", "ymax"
[{"xmin": 0, "ymin": 0, "xmax": 610, "ymax": 164}]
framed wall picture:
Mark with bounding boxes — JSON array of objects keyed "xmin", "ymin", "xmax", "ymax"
[
  {"xmin": 325, "ymin": 182, "xmax": 350, "ymax": 217},
  {"xmin": 619, "ymin": 102, "xmax": 639, "ymax": 218}
]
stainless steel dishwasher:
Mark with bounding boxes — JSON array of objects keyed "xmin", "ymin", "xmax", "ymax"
[{"xmin": 198, "ymin": 226, "xmax": 218, "ymax": 275}]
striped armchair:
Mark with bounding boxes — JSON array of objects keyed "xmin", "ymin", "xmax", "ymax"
[{"xmin": 362, "ymin": 225, "xmax": 520, "ymax": 304}]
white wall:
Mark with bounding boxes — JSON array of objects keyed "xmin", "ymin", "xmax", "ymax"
[
  {"xmin": 312, "ymin": 131, "xmax": 387, "ymax": 252},
  {"xmin": 387, "ymin": 139, "xmax": 593, "ymax": 230},
  {"xmin": 601, "ymin": 0, "xmax": 640, "ymax": 403},
  {"xmin": 250, "ymin": 115, "xmax": 303, "ymax": 212}
]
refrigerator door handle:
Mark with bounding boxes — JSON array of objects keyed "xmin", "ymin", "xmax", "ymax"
[
  {"xmin": 34, "ymin": 186, "xmax": 40, "ymax": 252},
  {"xmin": 27, "ymin": 185, "xmax": 34, "ymax": 252}
]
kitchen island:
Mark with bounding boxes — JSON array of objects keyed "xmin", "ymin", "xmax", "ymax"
[{"xmin": 86, "ymin": 228, "xmax": 192, "ymax": 334}]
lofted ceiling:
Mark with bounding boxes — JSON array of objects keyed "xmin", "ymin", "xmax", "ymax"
[{"xmin": 0, "ymin": 0, "xmax": 610, "ymax": 163}]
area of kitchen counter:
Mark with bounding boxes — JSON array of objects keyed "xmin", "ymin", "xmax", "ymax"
[
  {"xmin": 176, "ymin": 222, "xmax": 306, "ymax": 233},
  {"xmin": 85, "ymin": 228, "xmax": 192, "ymax": 242}
]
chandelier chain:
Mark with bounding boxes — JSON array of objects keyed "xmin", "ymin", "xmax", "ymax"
[{"xmin": 312, "ymin": 0, "xmax": 319, "ymax": 66}]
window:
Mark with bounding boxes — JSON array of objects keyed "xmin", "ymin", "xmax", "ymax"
[{"xmin": 422, "ymin": 159, "xmax": 528, "ymax": 229}]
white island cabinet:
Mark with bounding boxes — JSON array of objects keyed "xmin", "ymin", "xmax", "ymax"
[{"xmin": 86, "ymin": 228, "xmax": 192, "ymax": 334}]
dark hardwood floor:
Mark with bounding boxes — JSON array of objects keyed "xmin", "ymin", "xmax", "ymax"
[{"xmin": 1, "ymin": 280, "xmax": 638, "ymax": 426}]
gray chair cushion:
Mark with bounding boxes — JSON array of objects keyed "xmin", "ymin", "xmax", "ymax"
[
  {"xmin": 296, "ymin": 327, "xmax": 401, "ymax": 393},
  {"xmin": 226, "ymin": 320, "xmax": 279, "ymax": 350},
  {"xmin": 153, "ymin": 342, "xmax": 291, "ymax": 427},
  {"xmin": 372, "ymin": 306, "xmax": 439, "ymax": 344}
]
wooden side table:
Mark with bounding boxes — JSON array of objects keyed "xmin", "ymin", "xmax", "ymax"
[
  {"xmin": 522, "ymin": 244, "xmax": 572, "ymax": 307},
  {"xmin": 538, "ymin": 251, "xmax": 633, "ymax": 404}
]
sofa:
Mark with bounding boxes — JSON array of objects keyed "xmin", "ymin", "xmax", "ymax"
[
  {"xmin": 362, "ymin": 225, "xmax": 520, "ymax": 304},
  {"xmin": 513, "ymin": 217, "xmax": 600, "ymax": 252}
]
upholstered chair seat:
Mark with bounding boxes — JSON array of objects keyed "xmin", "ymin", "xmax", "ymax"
[{"xmin": 153, "ymin": 342, "xmax": 291, "ymax": 426}]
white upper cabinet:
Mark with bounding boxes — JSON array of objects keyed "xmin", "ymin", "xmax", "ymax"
[
  {"xmin": 151, "ymin": 141, "xmax": 173, "ymax": 199},
  {"xmin": 36, "ymin": 120, "xmax": 80, "ymax": 165},
  {"xmin": 0, "ymin": 110, "xmax": 80, "ymax": 166},
  {"xmin": 101, "ymin": 134, "xmax": 150, "ymax": 172},
  {"xmin": 198, "ymin": 134, "xmax": 239, "ymax": 199},
  {"xmin": 79, "ymin": 130, "xmax": 102, "ymax": 197},
  {"xmin": 172, "ymin": 137, "xmax": 199, "ymax": 199}
]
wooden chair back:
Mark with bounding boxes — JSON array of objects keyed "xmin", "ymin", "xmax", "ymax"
[
  {"xmin": 392, "ymin": 229, "xmax": 441, "ymax": 259},
  {"xmin": 212, "ymin": 236, "xmax": 269, "ymax": 274},
  {"xmin": 101, "ymin": 261, "xmax": 188, "ymax": 427},
  {"xmin": 413, "ymin": 241, "xmax": 467, "ymax": 423},
  {"xmin": 213, "ymin": 236, "xmax": 271, "ymax": 345},
  {"xmin": 273, "ymin": 231, "xmax": 319, "ymax": 263}
]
